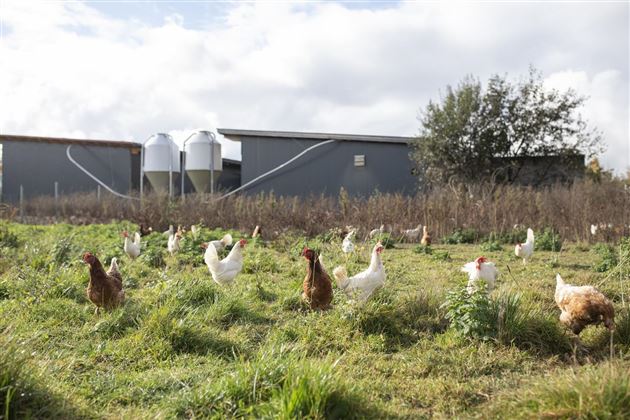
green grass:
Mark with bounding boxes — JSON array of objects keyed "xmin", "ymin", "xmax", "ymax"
[{"xmin": 0, "ymin": 221, "xmax": 629, "ymax": 418}]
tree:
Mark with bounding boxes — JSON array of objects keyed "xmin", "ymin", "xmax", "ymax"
[{"xmin": 410, "ymin": 68, "xmax": 603, "ymax": 186}]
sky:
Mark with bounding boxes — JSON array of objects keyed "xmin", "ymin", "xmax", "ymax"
[{"xmin": 0, "ymin": 0, "xmax": 628, "ymax": 173}]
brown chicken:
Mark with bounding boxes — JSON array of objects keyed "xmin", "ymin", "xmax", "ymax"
[
  {"xmin": 82, "ymin": 252, "xmax": 125, "ymax": 314},
  {"xmin": 420, "ymin": 226, "xmax": 431, "ymax": 246},
  {"xmin": 301, "ymin": 248, "xmax": 333, "ymax": 310},
  {"xmin": 555, "ymin": 274, "xmax": 615, "ymax": 360},
  {"xmin": 139, "ymin": 223, "xmax": 153, "ymax": 236}
]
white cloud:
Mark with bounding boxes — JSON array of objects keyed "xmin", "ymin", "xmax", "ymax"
[{"xmin": 0, "ymin": 0, "xmax": 627, "ymax": 172}]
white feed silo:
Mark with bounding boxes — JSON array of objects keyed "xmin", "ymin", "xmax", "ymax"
[
  {"xmin": 142, "ymin": 133, "xmax": 180, "ymax": 195},
  {"xmin": 182, "ymin": 131, "xmax": 222, "ymax": 193}
]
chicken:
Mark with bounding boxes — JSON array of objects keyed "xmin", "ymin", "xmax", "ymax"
[
  {"xmin": 210, "ymin": 233, "xmax": 233, "ymax": 252},
  {"xmin": 514, "ymin": 228, "xmax": 535, "ymax": 264},
  {"xmin": 341, "ymin": 230, "xmax": 355, "ymax": 254},
  {"xmin": 139, "ymin": 223, "xmax": 153, "ymax": 237},
  {"xmin": 301, "ymin": 248, "xmax": 333, "ymax": 310},
  {"xmin": 203, "ymin": 238, "xmax": 247, "ymax": 285},
  {"xmin": 462, "ymin": 256, "xmax": 498, "ymax": 293},
  {"xmin": 122, "ymin": 231, "xmax": 141, "ymax": 259},
  {"xmin": 191, "ymin": 224, "xmax": 200, "ymax": 239},
  {"xmin": 555, "ymin": 274, "xmax": 615, "ymax": 360},
  {"xmin": 163, "ymin": 225, "xmax": 174, "ymax": 237},
  {"xmin": 167, "ymin": 231, "xmax": 182, "ymax": 256},
  {"xmin": 82, "ymin": 252, "xmax": 125, "ymax": 314},
  {"xmin": 590, "ymin": 224, "xmax": 598, "ymax": 236},
  {"xmin": 369, "ymin": 225, "xmax": 384, "ymax": 239},
  {"xmin": 420, "ymin": 225, "xmax": 431, "ymax": 246},
  {"xmin": 333, "ymin": 242, "xmax": 386, "ymax": 302},
  {"xmin": 402, "ymin": 224, "xmax": 422, "ymax": 242}
]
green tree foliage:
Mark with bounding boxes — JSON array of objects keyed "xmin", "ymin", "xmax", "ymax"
[{"xmin": 411, "ymin": 68, "xmax": 603, "ymax": 186}]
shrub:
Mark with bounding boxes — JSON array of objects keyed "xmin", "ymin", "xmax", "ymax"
[
  {"xmin": 592, "ymin": 243, "xmax": 618, "ymax": 272},
  {"xmin": 535, "ymin": 228, "xmax": 562, "ymax": 252},
  {"xmin": 480, "ymin": 241, "xmax": 503, "ymax": 252},
  {"xmin": 0, "ymin": 226, "xmax": 19, "ymax": 248},
  {"xmin": 413, "ymin": 244, "xmax": 432, "ymax": 255},
  {"xmin": 442, "ymin": 228, "xmax": 479, "ymax": 244}
]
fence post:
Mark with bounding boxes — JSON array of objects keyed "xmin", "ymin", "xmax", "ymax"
[
  {"xmin": 19, "ymin": 185, "xmax": 24, "ymax": 221},
  {"xmin": 97, "ymin": 185, "xmax": 101, "ymax": 202},
  {"xmin": 54, "ymin": 182, "xmax": 59, "ymax": 217}
]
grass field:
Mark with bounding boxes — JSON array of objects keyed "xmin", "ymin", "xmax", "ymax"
[{"xmin": 1, "ymin": 222, "xmax": 629, "ymax": 419}]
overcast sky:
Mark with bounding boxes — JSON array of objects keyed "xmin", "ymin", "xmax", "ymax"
[{"xmin": 1, "ymin": 1, "xmax": 628, "ymax": 173}]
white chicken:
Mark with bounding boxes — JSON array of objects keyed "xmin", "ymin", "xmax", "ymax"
[
  {"xmin": 333, "ymin": 242, "xmax": 386, "ymax": 302},
  {"xmin": 167, "ymin": 231, "xmax": 182, "ymax": 256},
  {"xmin": 203, "ymin": 238, "xmax": 247, "ymax": 285},
  {"xmin": 341, "ymin": 230, "xmax": 355, "ymax": 254},
  {"xmin": 402, "ymin": 224, "xmax": 422, "ymax": 242},
  {"xmin": 210, "ymin": 233, "xmax": 233, "ymax": 252},
  {"xmin": 191, "ymin": 224, "xmax": 201, "ymax": 239},
  {"xmin": 122, "ymin": 231, "xmax": 141, "ymax": 259},
  {"xmin": 369, "ymin": 225, "xmax": 384, "ymax": 239},
  {"xmin": 514, "ymin": 228, "xmax": 535, "ymax": 264},
  {"xmin": 163, "ymin": 225, "xmax": 174, "ymax": 237},
  {"xmin": 462, "ymin": 256, "xmax": 498, "ymax": 293},
  {"xmin": 590, "ymin": 224, "xmax": 598, "ymax": 236}
]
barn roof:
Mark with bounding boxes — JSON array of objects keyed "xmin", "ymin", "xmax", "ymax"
[
  {"xmin": 0, "ymin": 134, "xmax": 141, "ymax": 149},
  {"xmin": 217, "ymin": 128, "xmax": 414, "ymax": 144}
]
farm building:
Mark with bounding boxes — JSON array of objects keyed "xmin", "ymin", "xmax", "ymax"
[
  {"xmin": 217, "ymin": 128, "xmax": 419, "ymax": 197},
  {"xmin": 0, "ymin": 134, "xmax": 241, "ymax": 202},
  {"xmin": 0, "ymin": 134, "xmax": 141, "ymax": 203}
]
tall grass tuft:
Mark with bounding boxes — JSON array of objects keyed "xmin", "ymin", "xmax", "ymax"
[{"xmin": 486, "ymin": 363, "xmax": 630, "ymax": 418}]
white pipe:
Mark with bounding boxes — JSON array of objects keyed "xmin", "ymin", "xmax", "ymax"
[
  {"xmin": 218, "ymin": 139, "xmax": 336, "ymax": 200},
  {"xmin": 66, "ymin": 145, "xmax": 139, "ymax": 201}
]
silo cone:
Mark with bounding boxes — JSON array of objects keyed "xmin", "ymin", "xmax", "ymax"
[{"xmin": 184, "ymin": 131, "xmax": 222, "ymax": 193}]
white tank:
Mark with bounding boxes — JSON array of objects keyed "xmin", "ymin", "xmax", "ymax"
[
  {"xmin": 184, "ymin": 131, "xmax": 222, "ymax": 193},
  {"xmin": 143, "ymin": 133, "xmax": 180, "ymax": 193}
]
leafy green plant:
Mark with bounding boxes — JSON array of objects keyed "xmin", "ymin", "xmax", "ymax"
[
  {"xmin": 535, "ymin": 228, "xmax": 562, "ymax": 252},
  {"xmin": 442, "ymin": 285, "xmax": 494, "ymax": 340},
  {"xmin": 413, "ymin": 244, "xmax": 432, "ymax": 255},
  {"xmin": 480, "ymin": 241, "xmax": 503, "ymax": 252},
  {"xmin": 431, "ymin": 250, "xmax": 451, "ymax": 261},
  {"xmin": 0, "ymin": 227, "xmax": 19, "ymax": 248},
  {"xmin": 592, "ymin": 243, "xmax": 618, "ymax": 272},
  {"xmin": 442, "ymin": 228, "xmax": 478, "ymax": 244}
]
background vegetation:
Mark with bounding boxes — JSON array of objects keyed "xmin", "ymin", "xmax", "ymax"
[{"xmin": 2, "ymin": 178, "xmax": 628, "ymax": 244}]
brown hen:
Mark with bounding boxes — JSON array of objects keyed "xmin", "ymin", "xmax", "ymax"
[
  {"xmin": 83, "ymin": 252, "xmax": 125, "ymax": 314},
  {"xmin": 301, "ymin": 248, "xmax": 333, "ymax": 310}
]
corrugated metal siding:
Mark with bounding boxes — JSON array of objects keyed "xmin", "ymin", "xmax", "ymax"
[
  {"xmin": 241, "ymin": 136, "xmax": 417, "ymax": 196},
  {"xmin": 1, "ymin": 141, "xmax": 132, "ymax": 202}
]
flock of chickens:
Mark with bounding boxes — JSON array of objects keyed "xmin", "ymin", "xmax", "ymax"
[{"xmin": 82, "ymin": 223, "xmax": 616, "ymax": 359}]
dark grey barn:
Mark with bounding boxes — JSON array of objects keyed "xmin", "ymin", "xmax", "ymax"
[
  {"xmin": 0, "ymin": 135, "xmax": 141, "ymax": 202},
  {"xmin": 218, "ymin": 129, "xmax": 418, "ymax": 197}
]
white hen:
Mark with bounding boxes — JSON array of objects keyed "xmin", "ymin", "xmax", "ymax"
[
  {"xmin": 369, "ymin": 225, "xmax": 385, "ymax": 239},
  {"xmin": 514, "ymin": 228, "xmax": 535, "ymax": 264},
  {"xmin": 210, "ymin": 233, "xmax": 233, "ymax": 252},
  {"xmin": 163, "ymin": 225, "xmax": 174, "ymax": 237},
  {"xmin": 122, "ymin": 231, "xmax": 141, "ymax": 259},
  {"xmin": 462, "ymin": 256, "xmax": 498, "ymax": 293},
  {"xmin": 167, "ymin": 232, "xmax": 182, "ymax": 256},
  {"xmin": 203, "ymin": 238, "xmax": 247, "ymax": 285},
  {"xmin": 341, "ymin": 230, "xmax": 355, "ymax": 254},
  {"xmin": 402, "ymin": 224, "xmax": 422, "ymax": 242},
  {"xmin": 333, "ymin": 242, "xmax": 386, "ymax": 302}
]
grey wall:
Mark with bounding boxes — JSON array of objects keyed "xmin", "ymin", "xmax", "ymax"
[
  {"xmin": 2, "ymin": 141, "xmax": 132, "ymax": 202},
  {"xmin": 241, "ymin": 136, "xmax": 417, "ymax": 196},
  {"xmin": 180, "ymin": 162, "xmax": 241, "ymax": 193}
]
